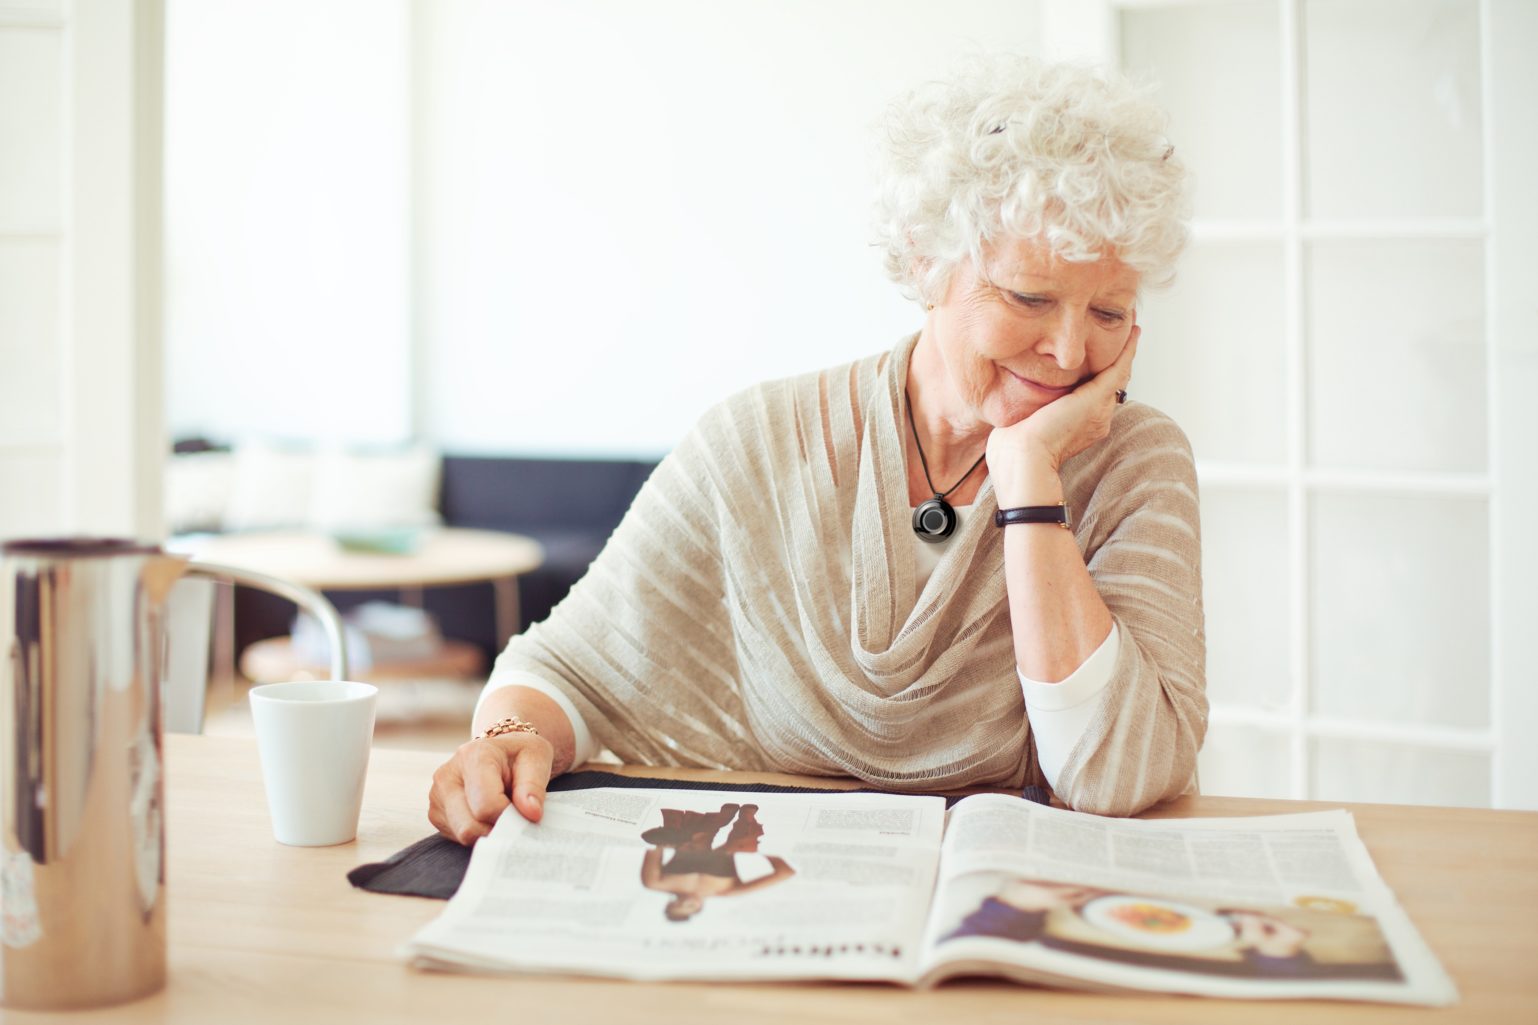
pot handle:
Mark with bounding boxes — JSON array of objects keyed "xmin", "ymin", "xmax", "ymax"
[{"xmin": 182, "ymin": 561, "xmax": 350, "ymax": 681}]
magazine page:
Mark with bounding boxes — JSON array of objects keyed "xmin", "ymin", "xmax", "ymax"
[
  {"xmin": 405, "ymin": 787, "xmax": 946, "ymax": 982},
  {"xmin": 917, "ymin": 794, "xmax": 1457, "ymax": 1006}
]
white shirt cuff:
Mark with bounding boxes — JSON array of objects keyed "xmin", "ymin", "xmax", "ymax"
[
  {"xmin": 477, "ymin": 671, "xmax": 600, "ymax": 766},
  {"xmin": 1018, "ymin": 622, "xmax": 1120, "ymax": 790}
]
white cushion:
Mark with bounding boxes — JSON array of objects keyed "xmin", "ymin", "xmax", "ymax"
[
  {"xmin": 163, "ymin": 451, "xmax": 237, "ymax": 534},
  {"xmin": 307, "ymin": 444, "xmax": 441, "ymax": 531},
  {"xmin": 223, "ymin": 440, "xmax": 314, "ymax": 531}
]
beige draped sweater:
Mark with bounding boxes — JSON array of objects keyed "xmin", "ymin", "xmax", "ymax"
[{"xmin": 494, "ymin": 335, "xmax": 1207, "ymax": 815}]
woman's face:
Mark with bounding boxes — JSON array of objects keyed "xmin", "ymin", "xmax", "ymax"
[{"xmin": 929, "ymin": 238, "xmax": 1141, "ymax": 429}]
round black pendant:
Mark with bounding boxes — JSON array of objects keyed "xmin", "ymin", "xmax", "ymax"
[{"xmin": 912, "ymin": 496, "xmax": 957, "ymax": 543}]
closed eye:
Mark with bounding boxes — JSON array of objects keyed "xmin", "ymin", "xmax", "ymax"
[{"xmin": 1008, "ymin": 291, "xmax": 1051, "ymax": 309}]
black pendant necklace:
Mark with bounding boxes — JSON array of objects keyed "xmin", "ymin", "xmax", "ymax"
[{"xmin": 905, "ymin": 394, "xmax": 987, "ymax": 544}]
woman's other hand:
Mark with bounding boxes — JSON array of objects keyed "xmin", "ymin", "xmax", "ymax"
[
  {"xmin": 428, "ymin": 731, "xmax": 554, "ymax": 846},
  {"xmin": 987, "ymin": 325, "xmax": 1139, "ymax": 504}
]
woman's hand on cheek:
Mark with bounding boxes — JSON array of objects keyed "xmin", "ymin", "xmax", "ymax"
[{"xmin": 986, "ymin": 326, "xmax": 1139, "ymax": 503}]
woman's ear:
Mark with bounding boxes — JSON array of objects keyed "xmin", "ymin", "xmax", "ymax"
[
  {"xmin": 911, "ymin": 256, "xmax": 959, "ymax": 310},
  {"xmin": 906, "ymin": 252, "xmax": 932, "ymax": 303}
]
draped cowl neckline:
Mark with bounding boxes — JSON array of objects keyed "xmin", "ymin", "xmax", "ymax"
[{"xmin": 846, "ymin": 333, "xmax": 1007, "ymax": 693}]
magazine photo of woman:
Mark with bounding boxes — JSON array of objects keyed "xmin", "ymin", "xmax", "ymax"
[{"xmin": 638, "ymin": 803, "xmax": 797, "ymax": 922}]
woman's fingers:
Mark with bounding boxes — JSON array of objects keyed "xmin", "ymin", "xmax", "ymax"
[
  {"xmin": 1069, "ymin": 325, "xmax": 1138, "ymax": 417},
  {"xmin": 462, "ymin": 740, "xmax": 515, "ymax": 822},
  {"xmin": 1101, "ymin": 324, "xmax": 1140, "ymax": 396},
  {"xmin": 461, "ymin": 734, "xmax": 553, "ymax": 825},
  {"xmin": 430, "ymin": 763, "xmax": 494, "ymax": 845},
  {"xmin": 429, "ymin": 734, "xmax": 555, "ymax": 846},
  {"xmin": 509, "ymin": 739, "xmax": 555, "ymax": 823}
]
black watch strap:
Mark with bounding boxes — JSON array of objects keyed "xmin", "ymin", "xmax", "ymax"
[{"xmin": 994, "ymin": 504, "xmax": 1071, "ymax": 529}]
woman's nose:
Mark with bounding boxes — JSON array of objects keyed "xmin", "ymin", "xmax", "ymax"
[{"xmin": 1037, "ymin": 310, "xmax": 1089, "ymax": 369}]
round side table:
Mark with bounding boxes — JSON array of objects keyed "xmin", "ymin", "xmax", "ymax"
[{"xmin": 189, "ymin": 527, "xmax": 544, "ymax": 649}]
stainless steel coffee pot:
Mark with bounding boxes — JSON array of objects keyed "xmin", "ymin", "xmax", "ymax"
[{"xmin": 0, "ymin": 538, "xmax": 347, "ymax": 1010}]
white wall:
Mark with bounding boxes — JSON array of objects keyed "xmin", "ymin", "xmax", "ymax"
[
  {"xmin": 418, "ymin": 0, "xmax": 1041, "ymax": 456},
  {"xmin": 163, "ymin": 0, "xmax": 410, "ymax": 446},
  {"xmin": 163, "ymin": 0, "xmax": 1040, "ymax": 456}
]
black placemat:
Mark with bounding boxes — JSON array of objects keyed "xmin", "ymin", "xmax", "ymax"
[{"xmin": 348, "ymin": 770, "xmax": 1052, "ymax": 900}]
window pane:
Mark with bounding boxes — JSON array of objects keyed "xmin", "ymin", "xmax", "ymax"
[
  {"xmin": 1304, "ymin": 0, "xmax": 1482, "ymax": 218},
  {"xmin": 1306, "ymin": 239, "xmax": 1485, "ymax": 473},
  {"xmin": 1311, "ymin": 493, "xmax": 1489, "ymax": 729},
  {"xmin": 1312, "ymin": 739, "xmax": 1489, "ymax": 807},
  {"xmin": 1137, "ymin": 242, "xmax": 1287, "ymax": 464},
  {"xmin": 164, "ymin": 0, "xmax": 414, "ymax": 445},
  {"xmin": 1200, "ymin": 487, "xmax": 1290, "ymax": 710},
  {"xmin": 1121, "ymin": 1, "xmax": 1282, "ymax": 221},
  {"xmin": 1199, "ymin": 723, "xmax": 1292, "ymax": 799}
]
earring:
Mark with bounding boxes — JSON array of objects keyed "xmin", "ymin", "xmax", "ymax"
[{"xmin": 926, "ymin": 303, "xmax": 935, "ymax": 311}]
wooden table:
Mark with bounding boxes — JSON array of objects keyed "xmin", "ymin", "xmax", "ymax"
[{"xmin": 12, "ymin": 735, "xmax": 1533, "ymax": 1025}]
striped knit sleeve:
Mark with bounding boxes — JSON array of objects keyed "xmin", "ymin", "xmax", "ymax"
[
  {"xmin": 1049, "ymin": 406, "xmax": 1208, "ymax": 816},
  {"xmin": 484, "ymin": 397, "xmax": 762, "ymax": 772}
]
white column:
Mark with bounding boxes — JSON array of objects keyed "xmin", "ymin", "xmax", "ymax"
[
  {"xmin": 66, "ymin": 0, "xmax": 165, "ymax": 539},
  {"xmin": 0, "ymin": 6, "xmax": 67, "ymax": 538}
]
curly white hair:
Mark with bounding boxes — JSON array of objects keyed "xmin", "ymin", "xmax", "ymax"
[{"xmin": 872, "ymin": 54, "xmax": 1192, "ymax": 303}]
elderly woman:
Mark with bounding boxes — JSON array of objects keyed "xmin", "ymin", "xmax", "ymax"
[{"xmin": 429, "ymin": 55, "xmax": 1205, "ymax": 843}]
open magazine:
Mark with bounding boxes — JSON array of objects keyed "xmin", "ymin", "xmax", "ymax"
[{"xmin": 404, "ymin": 788, "xmax": 1457, "ymax": 1005}]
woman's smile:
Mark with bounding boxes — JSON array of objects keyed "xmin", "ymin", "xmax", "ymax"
[{"xmin": 1003, "ymin": 365, "xmax": 1079, "ymax": 400}]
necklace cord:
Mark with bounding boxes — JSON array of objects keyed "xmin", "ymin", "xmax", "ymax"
[{"xmin": 904, "ymin": 393, "xmax": 987, "ymax": 500}]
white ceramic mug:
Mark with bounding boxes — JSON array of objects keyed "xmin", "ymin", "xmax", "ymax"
[{"xmin": 249, "ymin": 680, "xmax": 378, "ymax": 846}]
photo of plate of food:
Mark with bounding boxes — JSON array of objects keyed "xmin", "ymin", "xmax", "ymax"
[{"xmin": 1079, "ymin": 895, "xmax": 1235, "ymax": 951}]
